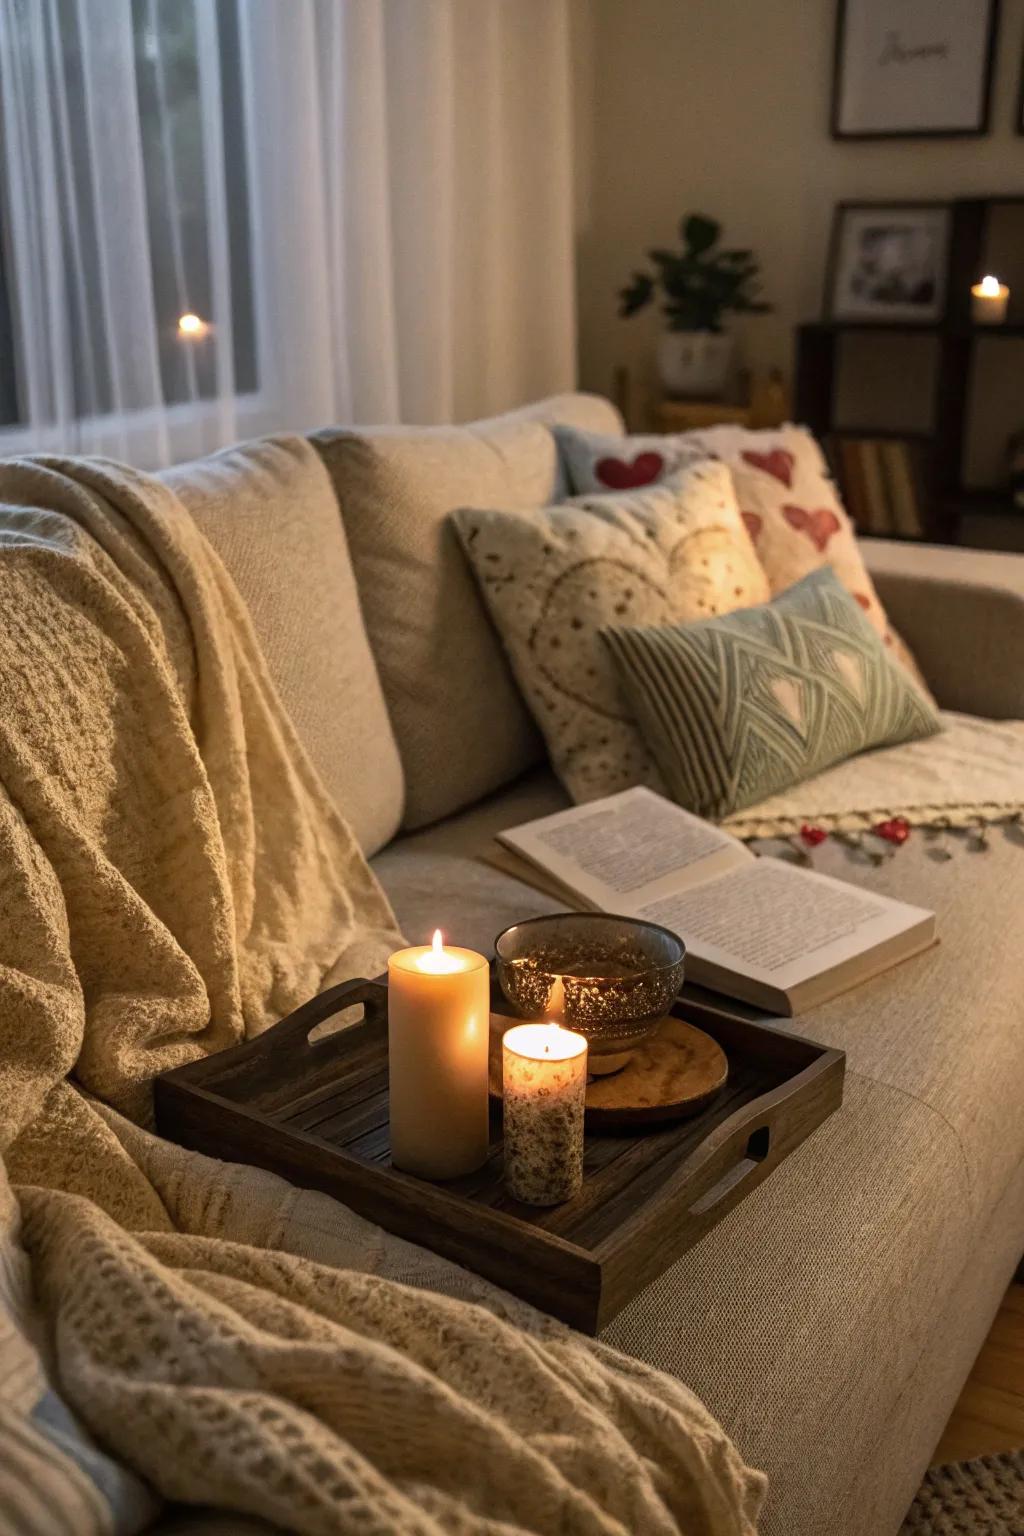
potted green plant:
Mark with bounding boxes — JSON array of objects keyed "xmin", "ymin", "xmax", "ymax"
[{"xmin": 618, "ymin": 213, "xmax": 771, "ymax": 398}]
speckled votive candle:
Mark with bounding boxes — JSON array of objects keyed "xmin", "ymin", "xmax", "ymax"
[{"xmin": 502, "ymin": 1023, "xmax": 588, "ymax": 1205}]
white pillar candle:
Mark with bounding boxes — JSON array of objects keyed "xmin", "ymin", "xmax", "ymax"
[
  {"xmin": 971, "ymin": 275, "xmax": 1009, "ymax": 325},
  {"xmin": 502, "ymin": 1023, "xmax": 588, "ymax": 1206},
  {"xmin": 388, "ymin": 931, "xmax": 490, "ymax": 1180}
]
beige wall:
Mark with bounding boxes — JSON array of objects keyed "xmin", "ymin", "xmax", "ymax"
[{"xmin": 574, "ymin": 0, "xmax": 1024, "ymax": 423}]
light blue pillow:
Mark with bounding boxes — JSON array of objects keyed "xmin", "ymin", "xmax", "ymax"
[{"xmin": 601, "ymin": 567, "xmax": 940, "ymax": 820}]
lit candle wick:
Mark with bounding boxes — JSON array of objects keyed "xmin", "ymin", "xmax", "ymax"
[{"xmin": 416, "ymin": 927, "xmax": 462, "ymax": 974}]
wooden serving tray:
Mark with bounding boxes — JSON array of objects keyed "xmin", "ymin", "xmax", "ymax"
[{"xmin": 154, "ymin": 978, "xmax": 844, "ymax": 1334}]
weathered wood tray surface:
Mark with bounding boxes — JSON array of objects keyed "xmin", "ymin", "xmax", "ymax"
[{"xmin": 154, "ymin": 976, "xmax": 845, "ymax": 1333}]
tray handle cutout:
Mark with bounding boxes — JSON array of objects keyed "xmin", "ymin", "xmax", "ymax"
[
  {"xmin": 688, "ymin": 1126, "xmax": 771, "ymax": 1217},
  {"xmin": 265, "ymin": 977, "xmax": 388, "ymax": 1052}
]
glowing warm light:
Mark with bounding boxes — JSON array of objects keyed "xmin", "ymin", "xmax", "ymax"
[
  {"xmin": 177, "ymin": 312, "xmax": 209, "ymax": 338},
  {"xmin": 503, "ymin": 1022, "xmax": 588, "ymax": 1062},
  {"xmin": 970, "ymin": 275, "xmax": 1010, "ymax": 325},
  {"xmin": 415, "ymin": 928, "xmax": 463, "ymax": 975}
]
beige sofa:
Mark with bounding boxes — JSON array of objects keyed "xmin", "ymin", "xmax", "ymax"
[{"xmin": 162, "ymin": 394, "xmax": 1024, "ymax": 1536}]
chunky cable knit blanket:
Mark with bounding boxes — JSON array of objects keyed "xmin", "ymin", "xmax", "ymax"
[{"xmin": 0, "ymin": 457, "xmax": 764, "ymax": 1536}]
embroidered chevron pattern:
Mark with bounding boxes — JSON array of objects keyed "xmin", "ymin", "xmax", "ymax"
[{"xmin": 601, "ymin": 568, "xmax": 940, "ymax": 819}]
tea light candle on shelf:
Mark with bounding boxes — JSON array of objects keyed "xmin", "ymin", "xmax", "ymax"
[
  {"xmin": 971, "ymin": 275, "xmax": 1010, "ymax": 325},
  {"xmin": 388, "ymin": 930, "xmax": 489, "ymax": 1180},
  {"xmin": 502, "ymin": 1019, "xmax": 588, "ymax": 1206}
]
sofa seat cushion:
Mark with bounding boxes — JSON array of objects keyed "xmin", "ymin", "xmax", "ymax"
[
  {"xmin": 605, "ymin": 1074, "xmax": 1012, "ymax": 1536},
  {"xmin": 774, "ymin": 825, "xmax": 1024, "ymax": 1210},
  {"xmin": 163, "ymin": 435, "xmax": 404, "ymax": 855},
  {"xmin": 372, "ymin": 765, "xmax": 1024, "ymax": 1536},
  {"xmin": 313, "ymin": 393, "xmax": 624, "ymax": 831}
]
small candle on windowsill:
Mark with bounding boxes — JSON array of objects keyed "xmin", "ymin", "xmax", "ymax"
[
  {"xmin": 388, "ymin": 930, "xmax": 489, "ymax": 1180},
  {"xmin": 971, "ymin": 276, "xmax": 1010, "ymax": 326},
  {"xmin": 502, "ymin": 1009, "xmax": 588, "ymax": 1207}
]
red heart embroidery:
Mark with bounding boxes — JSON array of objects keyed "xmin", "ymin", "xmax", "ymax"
[
  {"xmin": 742, "ymin": 448, "xmax": 794, "ymax": 487},
  {"xmin": 782, "ymin": 504, "xmax": 841, "ymax": 553},
  {"xmin": 595, "ymin": 451, "xmax": 664, "ymax": 490},
  {"xmin": 741, "ymin": 511, "xmax": 763, "ymax": 542}
]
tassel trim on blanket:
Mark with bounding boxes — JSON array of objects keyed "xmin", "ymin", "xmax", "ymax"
[
  {"xmin": 729, "ymin": 800, "xmax": 1024, "ymax": 841},
  {"xmin": 749, "ymin": 809, "xmax": 1024, "ymax": 868}
]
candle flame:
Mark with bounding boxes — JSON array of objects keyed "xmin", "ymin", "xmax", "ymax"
[
  {"xmin": 978, "ymin": 275, "xmax": 1002, "ymax": 297},
  {"xmin": 178, "ymin": 312, "xmax": 208, "ymax": 337},
  {"xmin": 415, "ymin": 927, "xmax": 462, "ymax": 973},
  {"xmin": 543, "ymin": 1023, "xmax": 563, "ymax": 1057}
]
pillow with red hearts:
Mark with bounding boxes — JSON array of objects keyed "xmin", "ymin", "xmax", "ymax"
[
  {"xmin": 552, "ymin": 425, "xmax": 706, "ymax": 496},
  {"xmin": 556, "ymin": 421, "xmax": 932, "ymax": 700}
]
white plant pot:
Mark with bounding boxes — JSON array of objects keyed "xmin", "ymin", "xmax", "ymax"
[{"xmin": 656, "ymin": 331, "xmax": 734, "ymax": 399}]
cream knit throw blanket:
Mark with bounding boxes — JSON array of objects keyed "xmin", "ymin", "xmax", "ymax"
[
  {"xmin": 724, "ymin": 713, "xmax": 1024, "ymax": 840},
  {"xmin": 0, "ymin": 457, "xmax": 764, "ymax": 1536}
]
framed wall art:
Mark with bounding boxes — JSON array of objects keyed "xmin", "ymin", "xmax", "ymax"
[
  {"xmin": 831, "ymin": 0, "xmax": 1000, "ymax": 139},
  {"xmin": 825, "ymin": 202, "xmax": 953, "ymax": 324}
]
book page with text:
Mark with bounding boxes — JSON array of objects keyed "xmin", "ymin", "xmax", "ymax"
[
  {"xmin": 499, "ymin": 787, "xmax": 752, "ymax": 912},
  {"xmin": 638, "ymin": 856, "xmax": 931, "ymax": 990}
]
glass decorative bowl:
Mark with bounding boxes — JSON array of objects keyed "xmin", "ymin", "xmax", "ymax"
[{"xmin": 494, "ymin": 912, "xmax": 686, "ymax": 1072}]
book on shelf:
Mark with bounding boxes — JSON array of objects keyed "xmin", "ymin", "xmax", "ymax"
[
  {"xmin": 880, "ymin": 440, "xmax": 925, "ymax": 538},
  {"xmin": 859, "ymin": 439, "xmax": 891, "ymax": 535},
  {"xmin": 836, "ymin": 438, "xmax": 871, "ymax": 531},
  {"xmin": 834, "ymin": 436, "xmax": 926, "ymax": 539},
  {"xmin": 490, "ymin": 787, "xmax": 936, "ymax": 1017}
]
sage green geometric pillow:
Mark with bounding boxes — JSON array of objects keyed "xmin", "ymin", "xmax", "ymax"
[{"xmin": 601, "ymin": 567, "xmax": 940, "ymax": 820}]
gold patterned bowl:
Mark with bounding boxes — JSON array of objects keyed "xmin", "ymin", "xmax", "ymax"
[{"xmin": 494, "ymin": 912, "xmax": 687, "ymax": 1071}]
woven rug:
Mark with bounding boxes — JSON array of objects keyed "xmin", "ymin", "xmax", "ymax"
[{"xmin": 901, "ymin": 1450, "xmax": 1024, "ymax": 1534}]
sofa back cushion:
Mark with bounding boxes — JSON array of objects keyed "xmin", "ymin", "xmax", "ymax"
[
  {"xmin": 312, "ymin": 392, "xmax": 624, "ymax": 829},
  {"xmin": 162, "ymin": 435, "xmax": 404, "ymax": 855}
]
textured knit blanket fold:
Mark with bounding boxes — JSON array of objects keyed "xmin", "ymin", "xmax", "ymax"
[
  {"xmin": 0, "ymin": 456, "xmax": 764, "ymax": 1536},
  {"xmin": 723, "ymin": 712, "xmax": 1024, "ymax": 840}
]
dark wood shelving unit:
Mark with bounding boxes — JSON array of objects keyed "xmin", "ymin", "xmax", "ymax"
[{"xmin": 796, "ymin": 196, "xmax": 1024, "ymax": 547}]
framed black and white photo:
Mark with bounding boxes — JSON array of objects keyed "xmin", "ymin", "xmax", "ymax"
[
  {"xmin": 825, "ymin": 203, "xmax": 952, "ymax": 324},
  {"xmin": 832, "ymin": 0, "xmax": 1000, "ymax": 139}
]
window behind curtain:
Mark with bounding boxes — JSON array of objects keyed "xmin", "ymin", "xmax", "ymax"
[{"xmin": 0, "ymin": 0, "xmax": 256, "ymax": 432}]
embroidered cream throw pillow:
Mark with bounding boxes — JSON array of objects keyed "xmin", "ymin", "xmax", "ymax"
[{"xmin": 452, "ymin": 461, "xmax": 769, "ymax": 803}]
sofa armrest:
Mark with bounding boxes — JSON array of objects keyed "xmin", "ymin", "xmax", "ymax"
[{"xmin": 862, "ymin": 539, "xmax": 1024, "ymax": 718}]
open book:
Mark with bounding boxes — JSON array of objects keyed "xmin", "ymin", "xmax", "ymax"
[{"xmin": 492, "ymin": 787, "xmax": 935, "ymax": 1015}]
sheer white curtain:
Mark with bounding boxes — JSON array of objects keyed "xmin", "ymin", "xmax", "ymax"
[{"xmin": 0, "ymin": 0, "xmax": 575, "ymax": 467}]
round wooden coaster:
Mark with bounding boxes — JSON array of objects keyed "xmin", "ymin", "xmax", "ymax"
[{"xmin": 584, "ymin": 1015, "xmax": 729, "ymax": 1128}]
